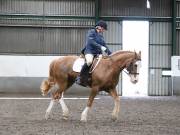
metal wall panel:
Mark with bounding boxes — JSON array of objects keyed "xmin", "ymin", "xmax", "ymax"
[
  {"xmin": 101, "ymin": 0, "xmax": 146, "ymax": 16},
  {"xmin": 44, "ymin": 19, "xmax": 94, "ymax": 27},
  {"xmin": 104, "ymin": 21, "xmax": 122, "ymax": 45},
  {"xmin": 149, "ymin": 45, "xmax": 171, "ymax": 68},
  {"xmin": 176, "ymin": 22, "xmax": 180, "ymax": 55},
  {"xmin": 149, "ymin": 69, "xmax": 171, "ymax": 96},
  {"xmin": 149, "ymin": 22, "xmax": 172, "ymax": 44},
  {"xmin": 0, "ymin": 18, "xmax": 44, "ymax": 27},
  {"xmin": 0, "ymin": 0, "xmax": 94, "ymax": 16},
  {"xmin": 0, "ymin": 27, "xmax": 89, "ymax": 55},
  {"xmin": 0, "ymin": 0, "xmax": 43, "ymax": 14},
  {"xmin": 45, "ymin": 0, "xmax": 94, "ymax": 16},
  {"xmin": 104, "ymin": 21, "xmax": 122, "ymax": 53},
  {"xmin": 176, "ymin": 30, "xmax": 180, "ymax": 54},
  {"xmin": 0, "ymin": 27, "xmax": 42, "ymax": 54},
  {"xmin": 43, "ymin": 28, "xmax": 87, "ymax": 55},
  {"xmin": 100, "ymin": 0, "xmax": 172, "ymax": 17},
  {"xmin": 0, "ymin": 18, "xmax": 94, "ymax": 27},
  {"xmin": 149, "ymin": 22, "xmax": 172, "ymax": 96},
  {"xmin": 177, "ymin": 2, "xmax": 180, "ymax": 17},
  {"xmin": 0, "ymin": 0, "xmax": 95, "ymax": 55}
]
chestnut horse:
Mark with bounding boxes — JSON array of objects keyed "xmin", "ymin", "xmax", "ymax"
[{"xmin": 40, "ymin": 50, "xmax": 141, "ymax": 122}]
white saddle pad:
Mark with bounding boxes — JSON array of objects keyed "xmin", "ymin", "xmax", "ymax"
[{"xmin": 72, "ymin": 58, "xmax": 85, "ymax": 72}]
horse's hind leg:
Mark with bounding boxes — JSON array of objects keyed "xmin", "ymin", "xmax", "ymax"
[
  {"xmin": 53, "ymin": 82, "xmax": 70, "ymax": 120},
  {"xmin": 109, "ymin": 89, "xmax": 120, "ymax": 121},
  {"xmin": 59, "ymin": 92, "xmax": 69, "ymax": 120},
  {"xmin": 45, "ymin": 99, "xmax": 55, "ymax": 120},
  {"xmin": 45, "ymin": 90, "xmax": 69, "ymax": 120}
]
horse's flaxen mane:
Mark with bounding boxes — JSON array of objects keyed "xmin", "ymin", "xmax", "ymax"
[
  {"xmin": 110, "ymin": 50, "xmax": 141, "ymax": 62},
  {"xmin": 111, "ymin": 50, "xmax": 136, "ymax": 57},
  {"xmin": 110, "ymin": 50, "xmax": 135, "ymax": 57}
]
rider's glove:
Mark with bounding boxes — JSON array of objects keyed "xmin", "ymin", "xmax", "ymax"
[{"xmin": 101, "ymin": 46, "xmax": 107, "ymax": 52}]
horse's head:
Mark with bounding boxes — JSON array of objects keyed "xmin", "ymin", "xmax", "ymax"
[{"xmin": 125, "ymin": 51, "xmax": 141, "ymax": 84}]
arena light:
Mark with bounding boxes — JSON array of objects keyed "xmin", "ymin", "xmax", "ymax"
[{"xmin": 146, "ymin": 0, "xmax": 150, "ymax": 9}]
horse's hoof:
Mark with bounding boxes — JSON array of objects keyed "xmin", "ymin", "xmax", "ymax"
[
  {"xmin": 45, "ymin": 112, "xmax": 50, "ymax": 120},
  {"xmin": 62, "ymin": 110, "xmax": 69, "ymax": 119},
  {"xmin": 62, "ymin": 114, "xmax": 69, "ymax": 120},
  {"xmin": 111, "ymin": 115, "xmax": 118, "ymax": 121},
  {"xmin": 63, "ymin": 116, "xmax": 68, "ymax": 120},
  {"xmin": 80, "ymin": 116, "xmax": 87, "ymax": 122},
  {"xmin": 80, "ymin": 119, "xmax": 87, "ymax": 122}
]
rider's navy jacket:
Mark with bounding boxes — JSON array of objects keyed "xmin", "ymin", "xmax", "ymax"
[{"xmin": 81, "ymin": 28, "xmax": 112, "ymax": 55}]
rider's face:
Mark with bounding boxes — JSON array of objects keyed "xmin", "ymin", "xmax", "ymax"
[
  {"xmin": 100, "ymin": 27, "xmax": 105, "ymax": 33},
  {"xmin": 97, "ymin": 26, "xmax": 105, "ymax": 33}
]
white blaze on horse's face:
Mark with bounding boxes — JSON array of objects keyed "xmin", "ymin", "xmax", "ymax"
[{"xmin": 129, "ymin": 61, "xmax": 141, "ymax": 84}]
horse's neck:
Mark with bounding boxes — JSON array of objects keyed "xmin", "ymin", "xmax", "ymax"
[{"xmin": 111, "ymin": 52, "xmax": 134, "ymax": 69}]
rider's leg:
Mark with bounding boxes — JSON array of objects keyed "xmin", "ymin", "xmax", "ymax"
[
  {"xmin": 76, "ymin": 54, "xmax": 94, "ymax": 86},
  {"xmin": 80, "ymin": 63, "xmax": 89, "ymax": 77},
  {"xmin": 80, "ymin": 54, "xmax": 94, "ymax": 84},
  {"xmin": 85, "ymin": 54, "xmax": 94, "ymax": 67}
]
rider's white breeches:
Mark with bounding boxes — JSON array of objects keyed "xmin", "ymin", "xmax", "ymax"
[{"xmin": 85, "ymin": 54, "xmax": 94, "ymax": 66}]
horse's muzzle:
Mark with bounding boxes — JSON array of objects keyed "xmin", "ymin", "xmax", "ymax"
[{"xmin": 131, "ymin": 79, "xmax": 138, "ymax": 84}]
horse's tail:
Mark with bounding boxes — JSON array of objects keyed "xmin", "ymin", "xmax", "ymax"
[
  {"xmin": 40, "ymin": 60, "xmax": 56, "ymax": 96},
  {"xmin": 40, "ymin": 78, "xmax": 54, "ymax": 96}
]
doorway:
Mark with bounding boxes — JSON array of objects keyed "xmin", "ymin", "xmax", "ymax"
[{"xmin": 122, "ymin": 21, "xmax": 149, "ymax": 96}]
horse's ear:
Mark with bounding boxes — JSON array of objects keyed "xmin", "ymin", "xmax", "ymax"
[
  {"xmin": 139, "ymin": 51, "xmax": 141, "ymax": 57},
  {"xmin": 134, "ymin": 50, "xmax": 138, "ymax": 58},
  {"xmin": 134, "ymin": 49, "xmax": 138, "ymax": 58},
  {"xmin": 138, "ymin": 51, "xmax": 141, "ymax": 59}
]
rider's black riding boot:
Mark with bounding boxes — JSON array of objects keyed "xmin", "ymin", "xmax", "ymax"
[{"xmin": 76, "ymin": 63, "xmax": 90, "ymax": 86}]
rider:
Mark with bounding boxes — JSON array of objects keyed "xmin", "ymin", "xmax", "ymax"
[{"xmin": 76, "ymin": 20, "xmax": 112, "ymax": 86}]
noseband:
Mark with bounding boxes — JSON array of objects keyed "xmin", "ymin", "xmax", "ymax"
[{"xmin": 123, "ymin": 62, "xmax": 140, "ymax": 76}]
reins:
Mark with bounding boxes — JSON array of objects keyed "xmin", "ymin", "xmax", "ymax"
[
  {"xmin": 89, "ymin": 55, "xmax": 102, "ymax": 73},
  {"xmin": 123, "ymin": 69, "xmax": 129, "ymax": 76},
  {"xmin": 89, "ymin": 54, "xmax": 111, "ymax": 73}
]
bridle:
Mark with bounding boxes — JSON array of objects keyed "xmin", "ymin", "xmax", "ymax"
[{"xmin": 123, "ymin": 60, "xmax": 141, "ymax": 76}]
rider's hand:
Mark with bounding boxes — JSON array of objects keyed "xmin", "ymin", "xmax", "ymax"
[
  {"xmin": 102, "ymin": 51, "xmax": 108, "ymax": 58},
  {"xmin": 101, "ymin": 46, "xmax": 107, "ymax": 52}
]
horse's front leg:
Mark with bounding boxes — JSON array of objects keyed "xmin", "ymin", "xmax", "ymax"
[
  {"xmin": 59, "ymin": 92, "xmax": 69, "ymax": 120},
  {"xmin": 81, "ymin": 87, "xmax": 98, "ymax": 122},
  {"xmin": 109, "ymin": 89, "xmax": 120, "ymax": 121}
]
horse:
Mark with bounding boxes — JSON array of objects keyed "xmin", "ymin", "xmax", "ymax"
[{"xmin": 40, "ymin": 50, "xmax": 141, "ymax": 122}]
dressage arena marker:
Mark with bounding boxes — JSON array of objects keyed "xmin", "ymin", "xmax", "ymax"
[{"xmin": 0, "ymin": 97, "xmax": 100, "ymax": 100}]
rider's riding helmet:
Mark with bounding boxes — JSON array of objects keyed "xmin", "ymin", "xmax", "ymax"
[{"xmin": 95, "ymin": 20, "xmax": 107, "ymax": 30}]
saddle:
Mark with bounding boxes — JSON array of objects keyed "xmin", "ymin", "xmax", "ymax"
[
  {"xmin": 73, "ymin": 54, "xmax": 105, "ymax": 87},
  {"xmin": 72, "ymin": 54, "xmax": 103, "ymax": 73}
]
